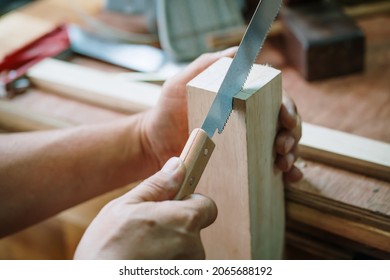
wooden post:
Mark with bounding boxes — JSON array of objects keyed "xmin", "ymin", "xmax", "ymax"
[{"xmin": 187, "ymin": 57, "xmax": 284, "ymax": 259}]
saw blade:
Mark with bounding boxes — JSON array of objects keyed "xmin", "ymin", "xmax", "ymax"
[{"xmin": 201, "ymin": 0, "xmax": 282, "ymax": 137}]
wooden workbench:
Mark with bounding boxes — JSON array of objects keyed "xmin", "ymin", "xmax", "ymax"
[{"xmin": 0, "ymin": 0, "xmax": 389, "ymax": 259}]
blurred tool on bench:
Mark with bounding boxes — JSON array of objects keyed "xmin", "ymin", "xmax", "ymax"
[
  {"xmin": 100, "ymin": 0, "xmax": 389, "ymax": 80},
  {"xmin": 2, "ymin": 0, "xmax": 389, "ymax": 98},
  {"xmin": 211, "ymin": 0, "xmax": 390, "ymax": 81},
  {"xmin": 100, "ymin": 0, "xmax": 246, "ymax": 61},
  {"xmin": 0, "ymin": 0, "xmax": 250, "ymax": 98},
  {"xmin": 0, "ymin": 0, "xmax": 389, "ymax": 260},
  {"xmin": 280, "ymin": 0, "xmax": 365, "ymax": 81}
]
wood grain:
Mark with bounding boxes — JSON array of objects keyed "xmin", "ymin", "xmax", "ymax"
[
  {"xmin": 288, "ymin": 160, "xmax": 390, "ymax": 225},
  {"xmin": 187, "ymin": 57, "xmax": 284, "ymax": 259},
  {"xmin": 27, "ymin": 58, "xmax": 161, "ymax": 114},
  {"xmin": 300, "ymin": 123, "xmax": 390, "ymax": 181},
  {"xmin": 287, "ymin": 202, "xmax": 390, "ymax": 252},
  {"xmin": 285, "ymin": 220, "xmax": 390, "ymax": 259},
  {"xmin": 0, "ymin": 100, "xmax": 73, "ymax": 131}
]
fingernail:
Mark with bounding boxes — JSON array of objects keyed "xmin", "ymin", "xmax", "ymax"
[
  {"xmin": 284, "ymin": 136, "xmax": 295, "ymax": 153},
  {"xmin": 286, "ymin": 106, "xmax": 298, "ymax": 127},
  {"xmin": 286, "ymin": 153, "xmax": 295, "ymax": 170},
  {"xmin": 162, "ymin": 157, "xmax": 182, "ymax": 173}
]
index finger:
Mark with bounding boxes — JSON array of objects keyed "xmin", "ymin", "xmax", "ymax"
[{"xmin": 170, "ymin": 47, "xmax": 238, "ymax": 87}]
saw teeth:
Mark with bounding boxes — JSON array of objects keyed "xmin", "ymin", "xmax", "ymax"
[
  {"xmin": 218, "ymin": 110, "xmax": 232, "ymax": 134},
  {"xmin": 241, "ymin": 3, "xmax": 281, "ymax": 91},
  {"xmin": 201, "ymin": 0, "xmax": 282, "ymax": 137}
]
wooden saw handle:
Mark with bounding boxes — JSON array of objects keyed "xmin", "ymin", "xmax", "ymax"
[{"xmin": 174, "ymin": 128, "xmax": 215, "ymax": 200}]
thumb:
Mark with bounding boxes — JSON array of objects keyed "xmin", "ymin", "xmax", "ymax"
[{"xmin": 124, "ymin": 157, "xmax": 186, "ymax": 203}]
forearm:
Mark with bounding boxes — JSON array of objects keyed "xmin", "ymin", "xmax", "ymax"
[{"xmin": 0, "ymin": 113, "xmax": 158, "ymax": 237}]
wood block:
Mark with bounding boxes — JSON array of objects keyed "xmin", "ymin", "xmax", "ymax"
[
  {"xmin": 187, "ymin": 57, "xmax": 284, "ymax": 259},
  {"xmin": 280, "ymin": 0, "xmax": 365, "ymax": 81}
]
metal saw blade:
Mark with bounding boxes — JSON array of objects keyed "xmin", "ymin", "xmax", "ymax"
[{"xmin": 201, "ymin": 0, "xmax": 282, "ymax": 137}]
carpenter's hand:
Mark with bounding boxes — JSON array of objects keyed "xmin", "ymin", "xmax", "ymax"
[
  {"xmin": 140, "ymin": 47, "xmax": 302, "ymax": 181},
  {"xmin": 274, "ymin": 94, "xmax": 303, "ymax": 182},
  {"xmin": 74, "ymin": 157, "xmax": 217, "ymax": 260},
  {"xmin": 140, "ymin": 47, "xmax": 238, "ymax": 170}
]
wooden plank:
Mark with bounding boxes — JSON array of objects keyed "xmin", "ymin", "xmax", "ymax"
[
  {"xmin": 0, "ymin": 100, "xmax": 74, "ymax": 131},
  {"xmin": 287, "ymin": 202, "xmax": 390, "ymax": 252},
  {"xmin": 344, "ymin": 2, "xmax": 390, "ymax": 19},
  {"xmin": 27, "ymin": 58, "xmax": 161, "ymax": 114},
  {"xmin": 286, "ymin": 158, "xmax": 390, "ymax": 254},
  {"xmin": 187, "ymin": 57, "xmax": 284, "ymax": 259},
  {"xmin": 287, "ymin": 160, "xmax": 390, "ymax": 230},
  {"xmin": 300, "ymin": 123, "xmax": 390, "ymax": 181},
  {"xmin": 285, "ymin": 229, "xmax": 355, "ymax": 260},
  {"xmin": 285, "ymin": 222, "xmax": 390, "ymax": 259}
]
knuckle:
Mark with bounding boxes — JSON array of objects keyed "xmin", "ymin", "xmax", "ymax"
[
  {"xmin": 199, "ymin": 52, "xmax": 213, "ymax": 60},
  {"xmin": 100, "ymin": 197, "xmax": 121, "ymax": 213},
  {"xmin": 182, "ymin": 207, "xmax": 202, "ymax": 231}
]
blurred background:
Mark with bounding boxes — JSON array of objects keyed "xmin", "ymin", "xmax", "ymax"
[{"xmin": 0, "ymin": 0, "xmax": 389, "ymax": 260}]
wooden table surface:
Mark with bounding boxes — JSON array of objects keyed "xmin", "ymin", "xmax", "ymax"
[{"xmin": 0, "ymin": 0, "xmax": 389, "ymax": 259}]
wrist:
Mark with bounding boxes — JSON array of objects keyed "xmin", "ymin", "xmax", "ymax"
[{"xmin": 136, "ymin": 111, "xmax": 161, "ymax": 175}]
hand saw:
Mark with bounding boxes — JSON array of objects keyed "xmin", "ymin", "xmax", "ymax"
[{"xmin": 174, "ymin": 0, "xmax": 282, "ymax": 200}]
